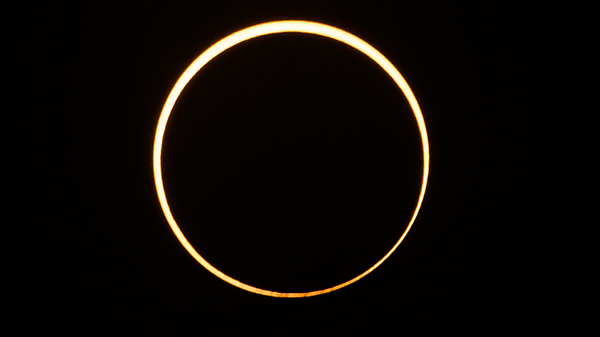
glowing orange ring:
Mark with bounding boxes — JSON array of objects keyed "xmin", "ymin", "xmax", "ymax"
[{"xmin": 153, "ymin": 20, "xmax": 429, "ymax": 297}]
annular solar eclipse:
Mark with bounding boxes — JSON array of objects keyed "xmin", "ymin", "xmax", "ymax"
[{"xmin": 153, "ymin": 20, "xmax": 430, "ymax": 297}]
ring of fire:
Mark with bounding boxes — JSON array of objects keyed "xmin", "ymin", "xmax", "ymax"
[{"xmin": 153, "ymin": 20, "xmax": 430, "ymax": 297}]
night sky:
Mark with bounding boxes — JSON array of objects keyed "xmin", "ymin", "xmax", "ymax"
[{"xmin": 5, "ymin": 1, "xmax": 591, "ymax": 334}]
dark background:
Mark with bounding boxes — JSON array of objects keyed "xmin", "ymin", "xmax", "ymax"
[{"xmin": 5, "ymin": 0, "xmax": 592, "ymax": 334}]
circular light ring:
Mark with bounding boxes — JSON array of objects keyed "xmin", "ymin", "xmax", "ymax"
[{"xmin": 153, "ymin": 20, "xmax": 430, "ymax": 298}]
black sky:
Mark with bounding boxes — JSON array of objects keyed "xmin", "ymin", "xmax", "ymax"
[{"xmin": 5, "ymin": 0, "xmax": 592, "ymax": 334}]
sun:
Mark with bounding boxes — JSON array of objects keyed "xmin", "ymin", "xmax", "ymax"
[{"xmin": 153, "ymin": 20, "xmax": 430, "ymax": 297}]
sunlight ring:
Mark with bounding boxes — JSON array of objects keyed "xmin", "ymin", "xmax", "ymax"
[{"xmin": 153, "ymin": 20, "xmax": 430, "ymax": 298}]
